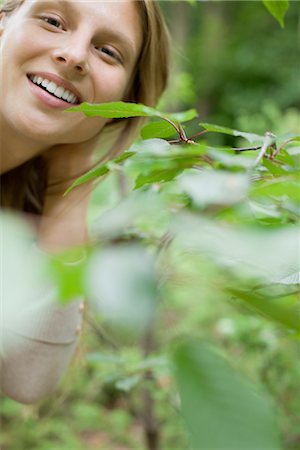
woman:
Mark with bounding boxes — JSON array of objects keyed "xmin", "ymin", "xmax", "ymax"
[{"xmin": 0, "ymin": 0, "xmax": 170, "ymax": 403}]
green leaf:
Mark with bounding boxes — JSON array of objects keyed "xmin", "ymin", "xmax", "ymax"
[
  {"xmin": 68, "ymin": 101, "xmax": 162, "ymax": 118},
  {"xmin": 262, "ymin": 158, "xmax": 289, "ymax": 177},
  {"xmin": 276, "ymin": 148, "xmax": 297, "ymax": 168},
  {"xmin": 141, "ymin": 121, "xmax": 178, "ymax": 140},
  {"xmin": 263, "ymin": 0, "xmax": 289, "ymax": 28},
  {"xmin": 199, "ymin": 123, "xmax": 264, "ymax": 144},
  {"xmin": 64, "ymin": 151, "xmax": 134, "ymax": 195},
  {"xmin": 168, "ymin": 108, "xmax": 198, "ymax": 122},
  {"xmin": 134, "ymin": 168, "xmax": 181, "ymax": 189},
  {"xmin": 172, "ymin": 338, "xmax": 281, "ymax": 450},
  {"xmin": 69, "ymin": 102, "xmax": 198, "ymax": 125},
  {"xmin": 126, "ymin": 140, "xmax": 207, "ymax": 189}
]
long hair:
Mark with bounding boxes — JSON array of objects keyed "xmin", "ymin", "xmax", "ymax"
[{"xmin": 0, "ymin": 0, "xmax": 170, "ymax": 214}]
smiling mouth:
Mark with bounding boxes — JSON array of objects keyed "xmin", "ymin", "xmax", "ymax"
[{"xmin": 27, "ymin": 74, "xmax": 80, "ymax": 105}]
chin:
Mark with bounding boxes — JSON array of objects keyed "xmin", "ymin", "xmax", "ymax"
[{"xmin": 4, "ymin": 98, "xmax": 106, "ymax": 148}]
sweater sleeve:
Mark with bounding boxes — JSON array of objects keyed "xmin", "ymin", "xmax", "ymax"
[{"xmin": 0, "ymin": 289, "xmax": 83, "ymax": 404}]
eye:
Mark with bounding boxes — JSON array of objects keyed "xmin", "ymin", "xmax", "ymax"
[
  {"xmin": 40, "ymin": 16, "xmax": 64, "ymax": 30},
  {"xmin": 96, "ymin": 46, "xmax": 122, "ymax": 64}
]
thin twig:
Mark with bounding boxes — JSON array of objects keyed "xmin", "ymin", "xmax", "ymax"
[
  {"xmin": 189, "ymin": 129, "xmax": 209, "ymax": 140},
  {"xmin": 162, "ymin": 116, "xmax": 181, "ymax": 135},
  {"xmin": 142, "ymin": 326, "xmax": 160, "ymax": 450},
  {"xmin": 85, "ymin": 315, "xmax": 119, "ymax": 350},
  {"xmin": 233, "ymin": 145, "xmax": 262, "ymax": 152}
]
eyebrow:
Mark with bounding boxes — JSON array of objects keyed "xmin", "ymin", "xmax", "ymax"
[{"xmin": 31, "ymin": 0, "xmax": 138, "ymax": 62}]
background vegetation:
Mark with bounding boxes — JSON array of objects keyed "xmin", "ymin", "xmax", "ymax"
[{"xmin": 1, "ymin": 1, "xmax": 299, "ymax": 449}]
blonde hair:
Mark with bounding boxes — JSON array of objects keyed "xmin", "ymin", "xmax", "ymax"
[{"xmin": 0, "ymin": 0, "xmax": 170, "ymax": 213}]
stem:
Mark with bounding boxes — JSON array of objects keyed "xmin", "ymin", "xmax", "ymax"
[
  {"xmin": 272, "ymin": 136, "xmax": 298, "ymax": 158},
  {"xmin": 190, "ymin": 129, "xmax": 209, "ymax": 140},
  {"xmin": 233, "ymin": 145, "xmax": 262, "ymax": 152},
  {"xmin": 85, "ymin": 315, "xmax": 119, "ymax": 350},
  {"xmin": 142, "ymin": 326, "xmax": 160, "ymax": 450},
  {"xmin": 162, "ymin": 116, "xmax": 181, "ymax": 136}
]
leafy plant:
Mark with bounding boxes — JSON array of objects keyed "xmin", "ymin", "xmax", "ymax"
[
  {"xmin": 4, "ymin": 98, "xmax": 298, "ymax": 448},
  {"xmin": 67, "ymin": 100, "xmax": 299, "ymax": 448}
]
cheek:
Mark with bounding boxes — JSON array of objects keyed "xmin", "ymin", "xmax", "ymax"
[
  {"xmin": 93, "ymin": 71, "xmax": 130, "ymax": 103},
  {"xmin": 1, "ymin": 27, "xmax": 39, "ymax": 70}
]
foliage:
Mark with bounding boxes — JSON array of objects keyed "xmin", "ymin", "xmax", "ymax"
[
  {"xmin": 1, "ymin": 2, "xmax": 299, "ymax": 449},
  {"xmin": 2, "ymin": 97, "xmax": 299, "ymax": 448},
  {"xmin": 44, "ymin": 97, "xmax": 300, "ymax": 448}
]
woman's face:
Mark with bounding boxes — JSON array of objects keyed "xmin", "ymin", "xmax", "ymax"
[{"xmin": 0, "ymin": 0, "xmax": 142, "ymax": 146}]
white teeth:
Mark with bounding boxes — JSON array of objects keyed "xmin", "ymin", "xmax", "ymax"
[
  {"xmin": 46, "ymin": 81, "xmax": 57, "ymax": 94},
  {"xmin": 62, "ymin": 90, "xmax": 70, "ymax": 100},
  {"xmin": 67, "ymin": 93, "xmax": 76, "ymax": 103},
  {"xmin": 29, "ymin": 75, "xmax": 79, "ymax": 104},
  {"xmin": 54, "ymin": 86, "xmax": 65, "ymax": 98},
  {"xmin": 41, "ymin": 79, "xmax": 50, "ymax": 88}
]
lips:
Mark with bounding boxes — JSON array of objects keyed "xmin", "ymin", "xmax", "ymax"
[{"xmin": 27, "ymin": 72, "xmax": 82, "ymax": 104}]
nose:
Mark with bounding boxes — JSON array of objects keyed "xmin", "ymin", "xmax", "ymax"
[{"xmin": 52, "ymin": 39, "xmax": 89, "ymax": 75}]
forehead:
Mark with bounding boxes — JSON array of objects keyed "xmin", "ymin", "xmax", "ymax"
[
  {"xmin": 21, "ymin": 0, "xmax": 141, "ymax": 21},
  {"xmin": 18, "ymin": 0, "xmax": 142, "ymax": 34}
]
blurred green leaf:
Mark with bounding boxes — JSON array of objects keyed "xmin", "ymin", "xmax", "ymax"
[
  {"xmin": 91, "ymin": 190, "xmax": 168, "ymax": 240},
  {"xmin": 115, "ymin": 374, "xmax": 142, "ymax": 392},
  {"xmin": 174, "ymin": 215, "xmax": 299, "ymax": 283},
  {"xmin": 262, "ymin": 158, "xmax": 289, "ymax": 177},
  {"xmin": 48, "ymin": 247, "xmax": 87, "ymax": 304},
  {"xmin": 0, "ymin": 212, "xmax": 48, "ymax": 345},
  {"xmin": 172, "ymin": 338, "xmax": 281, "ymax": 450},
  {"xmin": 275, "ymin": 149, "xmax": 297, "ymax": 168},
  {"xmin": 87, "ymin": 244, "xmax": 158, "ymax": 335},
  {"xmin": 179, "ymin": 170, "xmax": 250, "ymax": 206},
  {"xmin": 86, "ymin": 352, "xmax": 123, "ymax": 365},
  {"xmin": 251, "ymin": 179, "xmax": 300, "ymax": 204},
  {"xmin": 126, "ymin": 140, "xmax": 207, "ymax": 189},
  {"xmin": 229, "ymin": 288, "xmax": 300, "ymax": 332},
  {"xmin": 263, "ymin": 0, "xmax": 289, "ymax": 28},
  {"xmin": 208, "ymin": 148, "xmax": 255, "ymax": 169}
]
